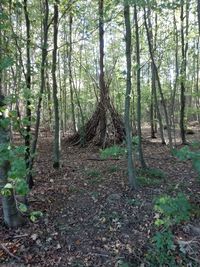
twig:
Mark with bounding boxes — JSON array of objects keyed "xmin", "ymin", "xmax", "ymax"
[
  {"xmin": 0, "ymin": 243, "xmax": 21, "ymax": 262},
  {"xmin": 13, "ymin": 234, "xmax": 28, "ymax": 239},
  {"xmin": 86, "ymin": 157, "xmax": 120, "ymax": 161},
  {"xmin": 90, "ymin": 252, "xmax": 110, "ymax": 258}
]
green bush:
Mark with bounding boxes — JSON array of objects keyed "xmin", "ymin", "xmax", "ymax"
[
  {"xmin": 154, "ymin": 193, "xmax": 191, "ymax": 227},
  {"xmin": 100, "ymin": 145, "xmax": 126, "ymax": 159},
  {"xmin": 146, "ymin": 194, "xmax": 191, "ymax": 266}
]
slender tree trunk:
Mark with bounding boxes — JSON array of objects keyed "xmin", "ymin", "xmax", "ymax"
[
  {"xmin": 52, "ymin": 0, "xmax": 60, "ymax": 168},
  {"xmin": 134, "ymin": 4, "xmax": 146, "ymax": 168},
  {"xmin": 68, "ymin": 10, "xmax": 76, "ymax": 134},
  {"xmin": 144, "ymin": 8, "xmax": 172, "ymax": 149},
  {"xmin": 147, "ymin": 9, "xmax": 165, "ymax": 144},
  {"xmin": 0, "ymin": 95, "xmax": 25, "ymax": 227},
  {"xmin": 171, "ymin": 13, "xmax": 179, "ymax": 145},
  {"xmin": 30, "ymin": 0, "xmax": 49, "ymax": 170},
  {"xmin": 23, "ymin": 0, "xmax": 33, "ymax": 188},
  {"xmin": 99, "ymin": 0, "xmax": 107, "ymax": 147},
  {"xmin": 124, "ymin": 1, "xmax": 137, "ymax": 189},
  {"xmin": 197, "ymin": 0, "xmax": 200, "ymax": 36},
  {"xmin": 196, "ymin": 37, "xmax": 200, "ymax": 122},
  {"xmin": 180, "ymin": 0, "xmax": 188, "ymax": 144}
]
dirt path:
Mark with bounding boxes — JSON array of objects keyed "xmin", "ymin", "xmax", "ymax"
[{"xmin": 0, "ymin": 132, "xmax": 200, "ymax": 266}]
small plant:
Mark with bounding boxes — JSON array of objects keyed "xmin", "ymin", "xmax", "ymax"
[
  {"xmin": 107, "ymin": 165, "xmax": 119, "ymax": 173},
  {"xmin": 88, "ymin": 177, "xmax": 103, "ymax": 185},
  {"xmin": 86, "ymin": 169, "xmax": 101, "ymax": 177},
  {"xmin": 117, "ymin": 260, "xmax": 131, "ymax": 267},
  {"xmin": 136, "ymin": 168, "xmax": 166, "ymax": 187},
  {"xmin": 138, "ymin": 176, "xmax": 163, "ymax": 186},
  {"xmin": 137, "ymin": 167, "xmax": 166, "ymax": 180},
  {"xmin": 100, "ymin": 145, "xmax": 126, "ymax": 159},
  {"xmin": 147, "ymin": 230, "xmax": 177, "ymax": 266},
  {"xmin": 126, "ymin": 198, "xmax": 140, "ymax": 206},
  {"xmin": 154, "ymin": 193, "xmax": 191, "ymax": 227},
  {"xmin": 146, "ymin": 194, "xmax": 191, "ymax": 266},
  {"xmin": 173, "ymin": 146, "xmax": 200, "ymax": 180}
]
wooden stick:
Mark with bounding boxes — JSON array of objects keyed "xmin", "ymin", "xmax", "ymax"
[{"xmin": 0, "ymin": 243, "xmax": 21, "ymax": 262}]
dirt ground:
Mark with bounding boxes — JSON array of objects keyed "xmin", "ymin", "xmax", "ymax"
[{"xmin": 0, "ymin": 127, "xmax": 200, "ymax": 266}]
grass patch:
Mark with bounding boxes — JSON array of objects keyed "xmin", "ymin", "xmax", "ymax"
[
  {"xmin": 138, "ymin": 176, "xmax": 163, "ymax": 186},
  {"xmin": 126, "ymin": 198, "xmax": 141, "ymax": 206},
  {"xmin": 86, "ymin": 169, "xmax": 101, "ymax": 177},
  {"xmin": 136, "ymin": 168, "xmax": 166, "ymax": 187},
  {"xmin": 88, "ymin": 176, "xmax": 103, "ymax": 185},
  {"xmin": 100, "ymin": 145, "xmax": 126, "ymax": 159},
  {"xmin": 107, "ymin": 165, "xmax": 120, "ymax": 173}
]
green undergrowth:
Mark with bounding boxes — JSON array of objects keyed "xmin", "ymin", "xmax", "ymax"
[
  {"xmin": 100, "ymin": 145, "xmax": 126, "ymax": 159},
  {"xmin": 136, "ymin": 167, "xmax": 166, "ymax": 186},
  {"xmin": 146, "ymin": 193, "xmax": 193, "ymax": 266}
]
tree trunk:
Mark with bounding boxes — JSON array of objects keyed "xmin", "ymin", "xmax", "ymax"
[
  {"xmin": 197, "ymin": 0, "xmax": 200, "ymax": 36},
  {"xmin": 180, "ymin": 0, "xmax": 188, "ymax": 144},
  {"xmin": 134, "ymin": 4, "xmax": 146, "ymax": 168},
  {"xmin": 124, "ymin": 1, "xmax": 137, "ymax": 189},
  {"xmin": 30, "ymin": 0, "xmax": 49, "ymax": 171},
  {"xmin": 23, "ymin": 0, "xmax": 33, "ymax": 188},
  {"xmin": 68, "ymin": 9, "xmax": 76, "ymax": 134},
  {"xmin": 52, "ymin": 0, "xmax": 60, "ymax": 168},
  {"xmin": 99, "ymin": 0, "xmax": 108, "ymax": 148},
  {"xmin": 0, "ymin": 95, "xmax": 25, "ymax": 228},
  {"xmin": 144, "ymin": 8, "xmax": 172, "ymax": 149}
]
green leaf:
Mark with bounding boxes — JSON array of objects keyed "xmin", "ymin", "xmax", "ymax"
[
  {"xmin": 15, "ymin": 179, "xmax": 29, "ymax": 195},
  {"xmin": 18, "ymin": 203, "xmax": 28, "ymax": 213},
  {"xmin": 4, "ymin": 183, "xmax": 13, "ymax": 189},
  {"xmin": 30, "ymin": 211, "xmax": 43, "ymax": 222}
]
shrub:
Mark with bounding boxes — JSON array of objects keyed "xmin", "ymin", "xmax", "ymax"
[{"xmin": 100, "ymin": 145, "xmax": 126, "ymax": 159}]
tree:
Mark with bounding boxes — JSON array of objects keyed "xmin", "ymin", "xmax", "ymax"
[
  {"xmin": 124, "ymin": 0, "xmax": 137, "ymax": 189},
  {"xmin": 134, "ymin": 4, "xmax": 146, "ymax": 168},
  {"xmin": 144, "ymin": 7, "xmax": 172, "ymax": 149},
  {"xmin": 52, "ymin": 0, "xmax": 60, "ymax": 168},
  {"xmin": 0, "ymin": 95, "xmax": 25, "ymax": 227},
  {"xmin": 180, "ymin": 0, "xmax": 189, "ymax": 144},
  {"xmin": 30, "ymin": 0, "xmax": 49, "ymax": 170},
  {"xmin": 23, "ymin": 0, "xmax": 33, "ymax": 188}
]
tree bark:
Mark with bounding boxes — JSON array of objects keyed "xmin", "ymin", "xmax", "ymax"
[
  {"xmin": 99, "ymin": 0, "xmax": 108, "ymax": 148},
  {"xmin": 68, "ymin": 9, "xmax": 76, "ymax": 134},
  {"xmin": 144, "ymin": 8, "xmax": 172, "ymax": 149},
  {"xmin": 180, "ymin": 0, "xmax": 188, "ymax": 144},
  {"xmin": 134, "ymin": 4, "xmax": 146, "ymax": 168},
  {"xmin": 30, "ymin": 0, "xmax": 49, "ymax": 171},
  {"xmin": 124, "ymin": 1, "xmax": 137, "ymax": 189},
  {"xmin": 23, "ymin": 0, "xmax": 33, "ymax": 188},
  {"xmin": 0, "ymin": 95, "xmax": 25, "ymax": 228},
  {"xmin": 52, "ymin": 0, "xmax": 60, "ymax": 168}
]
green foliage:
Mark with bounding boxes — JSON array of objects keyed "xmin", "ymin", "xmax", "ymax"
[
  {"xmin": 138, "ymin": 176, "xmax": 163, "ymax": 186},
  {"xmin": 147, "ymin": 230, "xmax": 177, "ymax": 267},
  {"xmin": 126, "ymin": 198, "xmax": 140, "ymax": 206},
  {"xmin": 117, "ymin": 260, "xmax": 131, "ymax": 267},
  {"xmin": 30, "ymin": 211, "xmax": 43, "ymax": 222},
  {"xmin": 136, "ymin": 168, "xmax": 166, "ymax": 187},
  {"xmin": 86, "ymin": 169, "xmax": 101, "ymax": 177},
  {"xmin": 173, "ymin": 146, "xmax": 200, "ymax": 180},
  {"xmin": 18, "ymin": 203, "xmax": 28, "ymax": 213},
  {"xmin": 100, "ymin": 145, "xmax": 126, "ymax": 159},
  {"xmin": 146, "ymin": 193, "xmax": 191, "ymax": 266},
  {"xmin": 137, "ymin": 167, "xmax": 166, "ymax": 179},
  {"xmin": 0, "ymin": 143, "xmax": 28, "ymax": 196},
  {"xmin": 154, "ymin": 193, "xmax": 191, "ymax": 227},
  {"xmin": 107, "ymin": 165, "xmax": 119, "ymax": 173}
]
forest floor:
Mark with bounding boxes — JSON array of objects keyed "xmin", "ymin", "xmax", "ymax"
[{"xmin": 0, "ymin": 127, "xmax": 200, "ymax": 267}]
